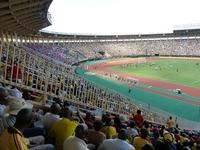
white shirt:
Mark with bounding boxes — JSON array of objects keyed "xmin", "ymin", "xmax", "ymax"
[
  {"xmin": 0, "ymin": 104, "xmax": 6, "ymax": 117},
  {"xmin": 8, "ymin": 88, "xmax": 22, "ymax": 98},
  {"xmin": 63, "ymin": 136, "xmax": 89, "ymax": 150},
  {"xmin": 127, "ymin": 127, "xmax": 139, "ymax": 137},
  {"xmin": 98, "ymin": 139, "xmax": 135, "ymax": 150},
  {"xmin": 42, "ymin": 113, "xmax": 60, "ymax": 131}
]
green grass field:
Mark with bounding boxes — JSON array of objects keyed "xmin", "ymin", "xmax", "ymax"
[{"xmin": 108, "ymin": 58, "xmax": 200, "ymax": 88}]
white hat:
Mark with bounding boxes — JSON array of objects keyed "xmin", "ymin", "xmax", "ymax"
[{"xmin": 7, "ymin": 97, "xmax": 33, "ymax": 115}]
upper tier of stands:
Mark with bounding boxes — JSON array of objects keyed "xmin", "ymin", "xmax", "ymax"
[{"xmin": 23, "ymin": 37, "xmax": 200, "ymax": 65}]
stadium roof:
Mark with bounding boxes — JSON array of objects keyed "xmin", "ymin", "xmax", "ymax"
[
  {"xmin": 0, "ymin": 0, "xmax": 52, "ymax": 34},
  {"xmin": 1, "ymin": 0, "xmax": 200, "ymax": 39},
  {"xmin": 39, "ymin": 30, "xmax": 200, "ymax": 40}
]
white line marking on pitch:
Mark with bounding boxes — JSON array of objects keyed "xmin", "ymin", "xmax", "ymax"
[{"xmin": 191, "ymin": 80, "xmax": 200, "ymax": 84}]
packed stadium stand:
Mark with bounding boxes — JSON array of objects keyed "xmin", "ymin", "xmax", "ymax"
[
  {"xmin": 21, "ymin": 35, "xmax": 200, "ymax": 65},
  {"xmin": 1, "ymin": 1, "xmax": 200, "ymax": 150}
]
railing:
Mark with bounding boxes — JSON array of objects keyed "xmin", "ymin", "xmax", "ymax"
[{"xmin": 0, "ymin": 35, "xmax": 140, "ymax": 117}]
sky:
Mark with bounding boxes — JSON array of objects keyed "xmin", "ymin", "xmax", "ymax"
[{"xmin": 43, "ymin": 0, "xmax": 200, "ymax": 35}]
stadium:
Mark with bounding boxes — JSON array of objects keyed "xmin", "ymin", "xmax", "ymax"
[{"xmin": 1, "ymin": 0, "xmax": 200, "ymax": 150}]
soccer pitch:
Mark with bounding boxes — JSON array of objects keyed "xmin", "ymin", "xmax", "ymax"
[
  {"xmin": 108, "ymin": 58, "xmax": 200, "ymax": 88},
  {"xmin": 77, "ymin": 58, "xmax": 200, "ymax": 126}
]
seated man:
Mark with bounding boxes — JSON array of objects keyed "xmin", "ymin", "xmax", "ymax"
[
  {"xmin": 101, "ymin": 117, "xmax": 117, "ymax": 139},
  {"xmin": 134, "ymin": 128, "xmax": 152, "ymax": 150},
  {"xmin": 87, "ymin": 120, "xmax": 106, "ymax": 148},
  {"xmin": 98, "ymin": 128, "xmax": 135, "ymax": 150},
  {"xmin": 42, "ymin": 103, "xmax": 61, "ymax": 132},
  {"xmin": 0, "ymin": 108, "xmax": 54, "ymax": 150},
  {"xmin": 48, "ymin": 108, "xmax": 82, "ymax": 150},
  {"xmin": 63, "ymin": 124, "xmax": 89, "ymax": 150}
]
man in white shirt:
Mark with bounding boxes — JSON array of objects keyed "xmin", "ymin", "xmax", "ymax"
[
  {"xmin": 63, "ymin": 124, "xmax": 90, "ymax": 150},
  {"xmin": 42, "ymin": 103, "xmax": 61, "ymax": 132},
  {"xmin": 98, "ymin": 129, "xmax": 135, "ymax": 150},
  {"xmin": 127, "ymin": 121, "xmax": 139, "ymax": 144}
]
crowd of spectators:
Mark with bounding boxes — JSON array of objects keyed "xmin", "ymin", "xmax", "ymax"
[
  {"xmin": 23, "ymin": 38, "xmax": 200, "ymax": 65},
  {"xmin": 1, "ymin": 85, "xmax": 200, "ymax": 150}
]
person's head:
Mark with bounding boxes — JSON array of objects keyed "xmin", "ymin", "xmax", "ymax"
[
  {"xmin": 53, "ymin": 97, "xmax": 62, "ymax": 106},
  {"xmin": 144, "ymin": 121, "xmax": 150, "ymax": 129},
  {"xmin": 28, "ymin": 74, "xmax": 32, "ymax": 79},
  {"xmin": 94, "ymin": 120, "xmax": 103, "ymax": 131},
  {"xmin": 169, "ymin": 116, "xmax": 172, "ymax": 120},
  {"xmin": 153, "ymin": 130, "xmax": 160, "ymax": 139},
  {"xmin": 118, "ymin": 128, "xmax": 128, "ymax": 140},
  {"xmin": 50, "ymin": 103, "xmax": 61, "ymax": 115},
  {"xmin": 163, "ymin": 133, "xmax": 174, "ymax": 143},
  {"xmin": 142, "ymin": 144, "xmax": 155, "ymax": 150},
  {"xmin": 75, "ymin": 124, "xmax": 88, "ymax": 139},
  {"xmin": 86, "ymin": 112, "xmax": 92, "ymax": 120},
  {"xmin": 61, "ymin": 108, "xmax": 73, "ymax": 119},
  {"xmin": 137, "ymin": 110, "xmax": 142, "ymax": 115},
  {"xmin": 105, "ymin": 117, "xmax": 112, "ymax": 126},
  {"xmin": 63, "ymin": 101, "xmax": 70, "ymax": 108},
  {"xmin": 0, "ymin": 87, "xmax": 9, "ymax": 100},
  {"xmin": 140, "ymin": 128, "xmax": 149, "ymax": 139},
  {"xmin": 14, "ymin": 108, "xmax": 34, "ymax": 130},
  {"xmin": 129, "ymin": 121, "xmax": 136, "ymax": 128}
]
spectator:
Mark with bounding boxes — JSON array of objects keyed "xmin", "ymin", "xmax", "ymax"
[
  {"xmin": 0, "ymin": 108, "xmax": 54, "ymax": 150},
  {"xmin": 127, "ymin": 121, "xmax": 139, "ymax": 144},
  {"xmin": 48, "ymin": 109, "xmax": 79, "ymax": 150},
  {"xmin": 166, "ymin": 116, "xmax": 175, "ymax": 130},
  {"xmin": 101, "ymin": 117, "xmax": 117, "ymax": 139},
  {"xmin": 98, "ymin": 128, "xmax": 135, "ymax": 150},
  {"xmin": 134, "ymin": 128, "xmax": 152, "ymax": 150},
  {"xmin": 85, "ymin": 112, "xmax": 94, "ymax": 129},
  {"xmin": 63, "ymin": 124, "xmax": 89, "ymax": 150},
  {"xmin": 12, "ymin": 62, "xmax": 22, "ymax": 83},
  {"xmin": 42, "ymin": 103, "xmax": 61, "ymax": 132},
  {"xmin": 87, "ymin": 120, "xmax": 106, "ymax": 148},
  {"xmin": 134, "ymin": 110, "xmax": 144, "ymax": 128},
  {"xmin": 155, "ymin": 132, "xmax": 177, "ymax": 150},
  {"xmin": 142, "ymin": 144, "xmax": 155, "ymax": 150}
]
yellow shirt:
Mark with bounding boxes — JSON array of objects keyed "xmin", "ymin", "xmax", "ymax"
[
  {"xmin": 49, "ymin": 118, "xmax": 79, "ymax": 150},
  {"xmin": 0, "ymin": 127, "xmax": 29, "ymax": 150},
  {"xmin": 101, "ymin": 126, "xmax": 117, "ymax": 139},
  {"xmin": 133, "ymin": 136, "xmax": 151, "ymax": 150}
]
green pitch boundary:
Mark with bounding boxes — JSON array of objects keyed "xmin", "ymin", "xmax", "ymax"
[{"xmin": 136, "ymin": 83, "xmax": 200, "ymax": 103}]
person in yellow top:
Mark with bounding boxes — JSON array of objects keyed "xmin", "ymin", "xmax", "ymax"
[
  {"xmin": 133, "ymin": 128, "xmax": 152, "ymax": 150},
  {"xmin": 49, "ymin": 108, "xmax": 84, "ymax": 150},
  {"xmin": 0, "ymin": 108, "xmax": 32, "ymax": 150},
  {"xmin": 101, "ymin": 117, "xmax": 117, "ymax": 139},
  {"xmin": 166, "ymin": 116, "xmax": 175, "ymax": 129}
]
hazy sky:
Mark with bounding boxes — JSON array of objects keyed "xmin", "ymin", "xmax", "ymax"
[{"xmin": 43, "ymin": 0, "xmax": 200, "ymax": 35}]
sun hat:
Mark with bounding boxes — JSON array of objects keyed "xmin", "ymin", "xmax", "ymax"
[
  {"xmin": 164, "ymin": 133, "xmax": 174, "ymax": 143},
  {"xmin": 6, "ymin": 97, "xmax": 33, "ymax": 115}
]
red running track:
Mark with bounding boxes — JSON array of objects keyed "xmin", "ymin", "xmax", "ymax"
[{"xmin": 85, "ymin": 58, "xmax": 200, "ymax": 98}]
